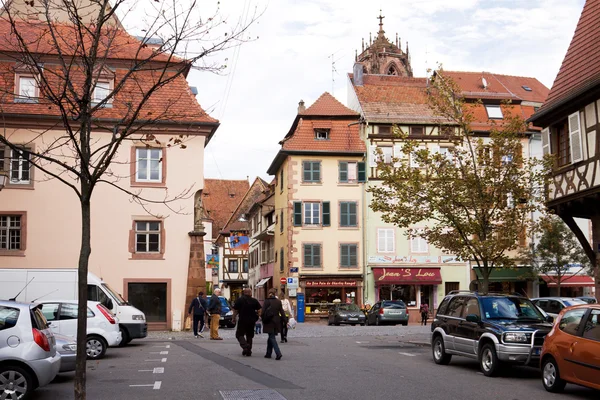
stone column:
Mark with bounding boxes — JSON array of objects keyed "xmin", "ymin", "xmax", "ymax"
[
  {"xmin": 592, "ymin": 216, "xmax": 600, "ymax": 302},
  {"xmin": 184, "ymin": 230, "xmax": 207, "ymax": 330}
]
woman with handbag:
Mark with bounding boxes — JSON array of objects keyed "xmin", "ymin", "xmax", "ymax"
[{"xmin": 280, "ymin": 293, "xmax": 293, "ymax": 343}]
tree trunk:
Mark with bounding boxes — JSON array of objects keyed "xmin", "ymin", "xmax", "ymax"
[
  {"xmin": 74, "ymin": 198, "xmax": 91, "ymax": 400},
  {"xmin": 481, "ymin": 260, "xmax": 490, "ymax": 295}
]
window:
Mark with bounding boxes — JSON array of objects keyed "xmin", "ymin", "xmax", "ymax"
[
  {"xmin": 279, "ymin": 248, "xmax": 284, "ymax": 273},
  {"xmin": 93, "ymin": 81, "xmax": 111, "ymax": 103},
  {"xmin": 302, "ymin": 161, "xmax": 321, "ymax": 182},
  {"xmin": 304, "ymin": 202, "xmax": 321, "ymax": 225},
  {"xmin": 314, "ymin": 129, "xmax": 329, "ymax": 140},
  {"xmin": 280, "ymin": 169, "xmax": 284, "ymax": 192},
  {"xmin": 582, "ymin": 310, "xmax": 600, "ymax": 342},
  {"xmin": 463, "ymin": 298, "xmax": 480, "ymax": 318},
  {"xmin": 135, "ymin": 148, "xmax": 163, "ymax": 183},
  {"xmin": 378, "ymin": 147, "xmax": 393, "ymax": 164},
  {"xmin": 522, "ymin": 85, "xmax": 532, "ymax": 92},
  {"xmin": 40, "ymin": 303, "xmax": 59, "ymax": 322},
  {"xmin": 5, "ymin": 148, "xmax": 31, "ymax": 184},
  {"xmin": 410, "ymin": 232, "xmax": 428, "ymax": 253},
  {"xmin": 555, "ymin": 121, "xmax": 570, "ymax": 167},
  {"xmin": 260, "ymin": 241, "xmax": 268, "ymax": 263},
  {"xmin": 127, "ymin": 282, "xmax": 167, "ymax": 323},
  {"xmin": 410, "ymin": 126, "xmax": 424, "ymax": 135},
  {"xmin": 339, "ymin": 162, "xmax": 358, "ymax": 183},
  {"xmin": 340, "ymin": 244, "xmax": 358, "ymax": 268},
  {"xmin": 59, "ymin": 303, "xmax": 79, "ymax": 320},
  {"xmin": 445, "ymin": 282, "xmax": 459, "ymax": 295},
  {"xmin": 559, "ymin": 309, "xmax": 586, "ymax": 336},
  {"xmin": 447, "ymin": 297, "xmax": 466, "ymax": 318},
  {"xmin": 279, "ymin": 210, "xmax": 284, "ymax": 233},
  {"xmin": 377, "ymin": 228, "xmax": 395, "ymax": 253},
  {"xmin": 485, "ymin": 105, "xmax": 503, "ymax": 119},
  {"xmin": 340, "ymin": 201, "xmax": 357, "ymax": 227},
  {"xmin": 135, "ymin": 221, "xmax": 161, "ymax": 253},
  {"xmin": 0, "ymin": 215, "xmax": 22, "ymax": 251},
  {"xmin": 437, "ymin": 298, "xmax": 451, "ymax": 315},
  {"xmin": 228, "ymin": 259, "xmax": 239, "ymax": 273},
  {"xmin": 17, "ymin": 76, "xmax": 38, "ymax": 102},
  {"xmin": 303, "ymin": 244, "xmax": 321, "ymax": 268}
]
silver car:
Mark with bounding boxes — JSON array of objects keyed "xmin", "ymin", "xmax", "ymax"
[
  {"xmin": 0, "ymin": 300, "xmax": 61, "ymax": 399},
  {"xmin": 531, "ymin": 297, "xmax": 587, "ymax": 318},
  {"xmin": 54, "ymin": 334, "xmax": 76, "ymax": 373},
  {"xmin": 365, "ymin": 300, "xmax": 409, "ymax": 326}
]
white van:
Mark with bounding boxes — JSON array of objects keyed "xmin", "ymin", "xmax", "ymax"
[{"xmin": 0, "ymin": 269, "xmax": 147, "ymax": 345}]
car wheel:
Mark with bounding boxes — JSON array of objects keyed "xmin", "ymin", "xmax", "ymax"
[
  {"xmin": 542, "ymin": 357, "xmax": 567, "ymax": 393},
  {"xmin": 87, "ymin": 335, "xmax": 108, "ymax": 360},
  {"xmin": 0, "ymin": 365, "xmax": 33, "ymax": 400},
  {"xmin": 119, "ymin": 327, "xmax": 130, "ymax": 347},
  {"xmin": 479, "ymin": 343, "xmax": 501, "ymax": 377},
  {"xmin": 432, "ymin": 335, "xmax": 452, "ymax": 365},
  {"xmin": 401, "ymin": 322, "xmax": 408, "ymax": 326},
  {"xmin": 360, "ymin": 323, "xmax": 365, "ymax": 326}
]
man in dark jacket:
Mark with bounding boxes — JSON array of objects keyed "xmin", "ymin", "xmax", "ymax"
[
  {"xmin": 261, "ymin": 288, "xmax": 286, "ymax": 360},
  {"xmin": 207, "ymin": 288, "xmax": 223, "ymax": 340},
  {"xmin": 188, "ymin": 291, "xmax": 208, "ymax": 338},
  {"xmin": 232, "ymin": 288, "xmax": 261, "ymax": 356}
]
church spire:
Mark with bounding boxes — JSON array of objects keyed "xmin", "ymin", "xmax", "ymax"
[{"xmin": 377, "ymin": 10, "xmax": 385, "ymax": 39}]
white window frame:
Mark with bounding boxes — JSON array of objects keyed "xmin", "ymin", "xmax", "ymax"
[
  {"xmin": 304, "ymin": 202, "xmax": 321, "ymax": 225},
  {"xmin": 93, "ymin": 81, "xmax": 111, "ymax": 103},
  {"xmin": 18, "ymin": 76, "xmax": 38, "ymax": 100},
  {"xmin": 135, "ymin": 221, "xmax": 161, "ymax": 253},
  {"xmin": 9, "ymin": 148, "xmax": 31, "ymax": 184},
  {"xmin": 377, "ymin": 228, "xmax": 395, "ymax": 253},
  {"xmin": 485, "ymin": 105, "xmax": 503, "ymax": 119},
  {"xmin": 380, "ymin": 147, "xmax": 393, "ymax": 164},
  {"xmin": 135, "ymin": 148, "xmax": 163, "ymax": 182},
  {"xmin": 410, "ymin": 230, "xmax": 429, "ymax": 253}
]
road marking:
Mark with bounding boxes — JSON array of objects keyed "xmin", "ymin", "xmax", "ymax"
[
  {"xmin": 356, "ymin": 341, "xmax": 370, "ymax": 344},
  {"xmin": 129, "ymin": 381, "xmax": 161, "ymax": 390},
  {"xmin": 144, "ymin": 358, "xmax": 167, "ymax": 362},
  {"xmin": 150, "ymin": 351, "xmax": 169, "ymax": 354},
  {"xmin": 145, "ymin": 359, "xmax": 161, "ymax": 362},
  {"xmin": 398, "ymin": 352, "xmax": 416, "ymax": 357},
  {"xmin": 130, "ymin": 384, "xmax": 153, "ymax": 387},
  {"xmin": 152, "ymin": 345, "xmax": 170, "ymax": 348},
  {"xmin": 153, "ymin": 367, "xmax": 164, "ymax": 374},
  {"xmin": 161, "ymin": 358, "xmax": 167, "ymax": 362},
  {"xmin": 138, "ymin": 369, "xmax": 153, "ymax": 372},
  {"xmin": 160, "ymin": 351, "xmax": 168, "ymax": 355},
  {"xmin": 153, "ymin": 381, "xmax": 162, "ymax": 390}
]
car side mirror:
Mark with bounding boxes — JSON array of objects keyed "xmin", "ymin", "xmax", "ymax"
[
  {"xmin": 545, "ymin": 315, "xmax": 554, "ymax": 323},
  {"xmin": 466, "ymin": 314, "xmax": 480, "ymax": 323}
]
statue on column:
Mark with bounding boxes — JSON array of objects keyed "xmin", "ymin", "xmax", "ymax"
[{"xmin": 194, "ymin": 192, "xmax": 208, "ymax": 232}]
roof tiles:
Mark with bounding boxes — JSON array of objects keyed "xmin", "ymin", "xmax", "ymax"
[
  {"xmin": 301, "ymin": 92, "xmax": 358, "ymax": 116},
  {"xmin": 202, "ymin": 179, "xmax": 250, "ymax": 239}
]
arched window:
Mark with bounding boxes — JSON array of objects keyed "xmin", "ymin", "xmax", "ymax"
[{"xmin": 387, "ymin": 64, "xmax": 398, "ymax": 75}]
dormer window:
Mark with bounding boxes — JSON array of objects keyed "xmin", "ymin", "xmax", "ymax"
[
  {"xmin": 485, "ymin": 105, "xmax": 503, "ymax": 119},
  {"xmin": 315, "ymin": 129, "xmax": 329, "ymax": 140},
  {"xmin": 93, "ymin": 81, "xmax": 111, "ymax": 104},
  {"xmin": 15, "ymin": 76, "xmax": 38, "ymax": 103},
  {"xmin": 91, "ymin": 66, "xmax": 115, "ymax": 107}
]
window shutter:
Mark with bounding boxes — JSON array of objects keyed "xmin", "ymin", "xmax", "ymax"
[
  {"xmin": 293, "ymin": 202, "xmax": 302, "ymax": 226},
  {"xmin": 377, "ymin": 230, "xmax": 385, "ymax": 252},
  {"xmin": 304, "ymin": 244, "xmax": 311, "ymax": 266},
  {"xmin": 393, "ymin": 145, "xmax": 404, "ymax": 167},
  {"xmin": 322, "ymin": 201, "xmax": 330, "ymax": 226},
  {"xmin": 369, "ymin": 145, "xmax": 378, "ymax": 167},
  {"xmin": 541, "ymin": 128, "xmax": 551, "ymax": 156},
  {"xmin": 339, "ymin": 162, "xmax": 348, "ymax": 182},
  {"xmin": 303, "ymin": 162, "xmax": 311, "ymax": 182},
  {"xmin": 315, "ymin": 245, "xmax": 321, "ymax": 267},
  {"xmin": 568, "ymin": 112, "xmax": 584, "ymax": 163},
  {"xmin": 357, "ymin": 162, "xmax": 366, "ymax": 182},
  {"xmin": 340, "ymin": 202, "xmax": 348, "ymax": 226},
  {"xmin": 314, "ymin": 162, "xmax": 321, "ymax": 182},
  {"xmin": 350, "ymin": 245, "xmax": 357, "ymax": 267},
  {"xmin": 349, "ymin": 202, "xmax": 357, "ymax": 226}
]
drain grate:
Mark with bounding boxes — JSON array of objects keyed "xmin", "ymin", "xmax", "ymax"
[{"xmin": 220, "ymin": 389, "xmax": 287, "ymax": 400}]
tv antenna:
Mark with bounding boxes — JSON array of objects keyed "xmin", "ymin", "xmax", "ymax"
[
  {"xmin": 10, "ymin": 277, "xmax": 34, "ymax": 301},
  {"xmin": 328, "ymin": 50, "xmax": 344, "ymax": 95}
]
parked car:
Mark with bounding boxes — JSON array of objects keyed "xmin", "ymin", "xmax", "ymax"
[
  {"xmin": 328, "ymin": 304, "xmax": 366, "ymax": 326},
  {"xmin": 431, "ymin": 291, "xmax": 553, "ymax": 376},
  {"xmin": 54, "ymin": 333, "xmax": 77, "ymax": 373},
  {"xmin": 206, "ymin": 296, "xmax": 235, "ymax": 328},
  {"xmin": 531, "ymin": 297, "xmax": 587, "ymax": 318},
  {"xmin": 0, "ymin": 300, "xmax": 61, "ymax": 399},
  {"xmin": 541, "ymin": 303, "xmax": 600, "ymax": 392},
  {"xmin": 39, "ymin": 300, "xmax": 121, "ymax": 360},
  {"xmin": 577, "ymin": 296, "xmax": 598, "ymax": 304},
  {"xmin": 365, "ymin": 300, "xmax": 409, "ymax": 326}
]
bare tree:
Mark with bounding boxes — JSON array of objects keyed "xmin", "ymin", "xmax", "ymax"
[{"xmin": 0, "ymin": 1, "xmax": 258, "ymax": 398}]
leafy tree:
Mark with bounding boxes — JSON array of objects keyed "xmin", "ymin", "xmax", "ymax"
[
  {"xmin": 0, "ymin": 1, "xmax": 257, "ymax": 398},
  {"xmin": 522, "ymin": 214, "xmax": 591, "ymax": 293},
  {"xmin": 369, "ymin": 69, "xmax": 551, "ymax": 294}
]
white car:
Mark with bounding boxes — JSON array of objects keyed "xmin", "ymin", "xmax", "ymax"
[
  {"xmin": 39, "ymin": 300, "xmax": 121, "ymax": 360},
  {"xmin": 531, "ymin": 297, "xmax": 587, "ymax": 319}
]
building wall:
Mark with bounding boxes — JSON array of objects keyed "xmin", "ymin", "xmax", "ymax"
[
  {"xmin": 274, "ymin": 157, "xmax": 290, "ymax": 294},
  {"xmin": 0, "ymin": 128, "xmax": 206, "ymax": 330}
]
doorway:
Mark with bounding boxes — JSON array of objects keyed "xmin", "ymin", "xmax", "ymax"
[{"xmin": 125, "ymin": 280, "xmax": 171, "ymax": 330}]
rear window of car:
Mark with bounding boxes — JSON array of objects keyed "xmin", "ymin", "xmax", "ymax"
[
  {"xmin": 382, "ymin": 301, "xmax": 406, "ymax": 309},
  {"xmin": 30, "ymin": 307, "xmax": 48, "ymax": 330},
  {"xmin": 0, "ymin": 306, "xmax": 20, "ymax": 331}
]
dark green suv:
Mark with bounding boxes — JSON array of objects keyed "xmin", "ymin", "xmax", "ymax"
[{"xmin": 430, "ymin": 291, "xmax": 553, "ymax": 376}]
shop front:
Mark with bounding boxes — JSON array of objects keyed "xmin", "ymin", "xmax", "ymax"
[
  {"xmin": 301, "ymin": 277, "xmax": 363, "ymax": 319},
  {"xmin": 540, "ymin": 274, "xmax": 595, "ymax": 297},
  {"xmin": 372, "ymin": 267, "xmax": 442, "ymax": 323},
  {"xmin": 471, "ymin": 266, "xmax": 535, "ymax": 296}
]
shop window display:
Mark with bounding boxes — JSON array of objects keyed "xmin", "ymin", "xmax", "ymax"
[{"xmin": 379, "ymin": 285, "xmax": 416, "ymax": 306}]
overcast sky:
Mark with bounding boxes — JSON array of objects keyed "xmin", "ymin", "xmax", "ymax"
[{"xmin": 182, "ymin": 0, "xmax": 585, "ymax": 183}]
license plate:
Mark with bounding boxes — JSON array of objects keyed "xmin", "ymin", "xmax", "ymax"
[
  {"xmin": 349, "ymin": 318, "xmax": 358, "ymax": 321},
  {"xmin": 389, "ymin": 311, "xmax": 403, "ymax": 315}
]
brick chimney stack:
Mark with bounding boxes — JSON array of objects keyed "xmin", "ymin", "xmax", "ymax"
[{"xmin": 298, "ymin": 100, "xmax": 305, "ymax": 114}]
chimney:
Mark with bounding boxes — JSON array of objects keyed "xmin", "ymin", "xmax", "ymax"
[
  {"xmin": 298, "ymin": 100, "xmax": 306, "ymax": 114},
  {"xmin": 353, "ymin": 63, "xmax": 364, "ymax": 86}
]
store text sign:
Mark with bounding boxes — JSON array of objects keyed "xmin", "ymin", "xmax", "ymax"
[
  {"xmin": 305, "ymin": 280, "xmax": 357, "ymax": 287},
  {"xmin": 372, "ymin": 267, "xmax": 441, "ymax": 284}
]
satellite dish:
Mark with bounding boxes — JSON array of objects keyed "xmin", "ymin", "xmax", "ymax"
[{"xmin": 482, "ymin": 77, "xmax": 488, "ymax": 89}]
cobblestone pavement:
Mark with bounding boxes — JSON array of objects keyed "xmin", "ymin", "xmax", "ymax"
[{"xmin": 147, "ymin": 321, "xmax": 431, "ymax": 344}]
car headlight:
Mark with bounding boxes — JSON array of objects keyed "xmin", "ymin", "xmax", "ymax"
[
  {"xmin": 503, "ymin": 332, "xmax": 531, "ymax": 343},
  {"xmin": 62, "ymin": 344, "xmax": 77, "ymax": 351},
  {"xmin": 338, "ymin": 313, "xmax": 347, "ymax": 317},
  {"xmin": 225, "ymin": 311, "xmax": 233, "ymax": 316},
  {"xmin": 132, "ymin": 314, "xmax": 145, "ymax": 321}
]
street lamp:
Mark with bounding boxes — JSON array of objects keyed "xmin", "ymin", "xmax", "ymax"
[{"xmin": 0, "ymin": 171, "xmax": 7, "ymax": 191}]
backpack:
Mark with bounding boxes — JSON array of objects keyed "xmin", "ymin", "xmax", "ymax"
[{"xmin": 262, "ymin": 301, "xmax": 275, "ymax": 324}]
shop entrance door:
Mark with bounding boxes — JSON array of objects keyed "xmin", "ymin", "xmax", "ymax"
[
  {"xmin": 127, "ymin": 282, "xmax": 168, "ymax": 330},
  {"xmin": 421, "ymin": 285, "xmax": 433, "ymax": 313}
]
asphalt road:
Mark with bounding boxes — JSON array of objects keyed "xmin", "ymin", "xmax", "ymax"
[{"xmin": 32, "ymin": 328, "xmax": 599, "ymax": 400}]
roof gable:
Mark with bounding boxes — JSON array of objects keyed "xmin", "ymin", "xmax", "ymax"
[
  {"xmin": 202, "ymin": 179, "xmax": 250, "ymax": 240},
  {"xmin": 301, "ymin": 92, "xmax": 358, "ymax": 117},
  {"xmin": 219, "ymin": 177, "xmax": 269, "ymax": 237}
]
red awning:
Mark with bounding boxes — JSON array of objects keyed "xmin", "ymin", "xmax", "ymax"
[
  {"xmin": 541, "ymin": 275, "xmax": 595, "ymax": 287},
  {"xmin": 372, "ymin": 267, "xmax": 442, "ymax": 285}
]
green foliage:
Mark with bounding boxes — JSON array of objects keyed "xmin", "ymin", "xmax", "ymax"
[{"xmin": 368, "ymin": 68, "xmax": 552, "ymax": 294}]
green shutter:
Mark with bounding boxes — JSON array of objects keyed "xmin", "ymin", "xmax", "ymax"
[
  {"xmin": 349, "ymin": 202, "xmax": 357, "ymax": 226},
  {"xmin": 315, "ymin": 245, "xmax": 321, "ymax": 267},
  {"xmin": 293, "ymin": 202, "xmax": 302, "ymax": 226},
  {"xmin": 358, "ymin": 162, "xmax": 366, "ymax": 182},
  {"xmin": 339, "ymin": 162, "xmax": 348, "ymax": 182},
  {"xmin": 322, "ymin": 202, "xmax": 330, "ymax": 226},
  {"xmin": 303, "ymin": 162, "xmax": 311, "ymax": 182},
  {"xmin": 313, "ymin": 162, "xmax": 321, "ymax": 182}
]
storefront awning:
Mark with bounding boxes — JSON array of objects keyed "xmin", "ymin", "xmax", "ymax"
[
  {"xmin": 372, "ymin": 267, "xmax": 442, "ymax": 285},
  {"xmin": 541, "ymin": 275, "xmax": 595, "ymax": 287},
  {"xmin": 255, "ymin": 277, "xmax": 271, "ymax": 288},
  {"xmin": 473, "ymin": 266, "xmax": 534, "ymax": 282}
]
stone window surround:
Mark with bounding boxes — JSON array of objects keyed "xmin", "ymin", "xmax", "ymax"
[
  {"xmin": 0, "ymin": 211, "xmax": 27, "ymax": 257},
  {"xmin": 128, "ymin": 217, "xmax": 165, "ymax": 260}
]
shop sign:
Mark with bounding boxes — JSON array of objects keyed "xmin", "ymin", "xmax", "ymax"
[
  {"xmin": 372, "ymin": 267, "xmax": 442, "ymax": 284},
  {"xmin": 305, "ymin": 280, "xmax": 357, "ymax": 288},
  {"xmin": 368, "ymin": 255, "xmax": 462, "ymax": 264}
]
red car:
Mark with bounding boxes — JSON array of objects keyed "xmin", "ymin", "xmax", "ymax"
[{"xmin": 540, "ymin": 303, "xmax": 600, "ymax": 392}]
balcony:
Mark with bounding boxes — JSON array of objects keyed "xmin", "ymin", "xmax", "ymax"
[{"xmin": 255, "ymin": 222, "xmax": 275, "ymax": 241}]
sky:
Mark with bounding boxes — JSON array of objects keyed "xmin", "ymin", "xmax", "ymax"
[{"xmin": 176, "ymin": 0, "xmax": 586, "ymax": 184}]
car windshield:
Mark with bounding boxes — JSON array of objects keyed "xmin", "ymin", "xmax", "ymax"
[
  {"xmin": 101, "ymin": 283, "xmax": 126, "ymax": 306},
  {"xmin": 338, "ymin": 304, "xmax": 360, "ymax": 312},
  {"xmin": 382, "ymin": 301, "xmax": 406, "ymax": 309},
  {"xmin": 480, "ymin": 297, "xmax": 545, "ymax": 321}
]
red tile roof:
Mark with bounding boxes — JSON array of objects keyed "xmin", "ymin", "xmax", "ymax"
[
  {"xmin": 220, "ymin": 178, "xmax": 269, "ymax": 236},
  {"xmin": 442, "ymin": 71, "xmax": 549, "ymax": 103},
  {"xmin": 281, "ymin": 118, "xmax": 364, "ymax": 153},
  {"xmin": 203, "ymin": 179, "xmax": 250, "ymax": 239},
  {"xmin": 536, "ymin": 0, "xmax": 600, "ymax": 115},
  {"xmin": 301, "ymin": 92, "xmax": 359, "ymax": 116}
]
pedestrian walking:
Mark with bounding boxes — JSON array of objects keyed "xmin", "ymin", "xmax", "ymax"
[
  {"xmin": 280, "ymin": 293, "xmax": 293, "ymax": 343},
  {"xmin": 261, "ymin": 288, "xmax": 286, "ymax": 360},
  {"xmin": 420, "ymin": 302, "xmax": 429, "ymax": 326},
  {"xmin": 207, "ymin": 288, "xmax": 223, "ymax": 340},
  {"xmin": 255, "ymin": 317, "xmax": 262, "ymax": 334},
  {"xmin": 187, "ymin": 291, "xmax": 208, "ymax": 338},
  {"xmin": 232, "ymin": 288, "xmax": 262, "ymax": 357}
]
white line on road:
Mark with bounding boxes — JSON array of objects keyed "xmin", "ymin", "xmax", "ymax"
[
  {"xmin": 130, "ymin": 384, "xmax": 154, "ymax": 388},
  {"xmin": 138, "ymin": 370, "xmax": 153, "ymax": 372},
  {"xmin": 145, "ymin": 359, "xmax": 161, "ymax": 362},
  {"xmin": 152, "ymin": 345, "xmax": 170, "ymax": 348},
  {"xmin": 161, "ymin": 358, "xmax": 167, "ymax": 362},
  {"xmin": 153, "ymin": 381, "xmax": 162, "ymax": 390},
  {"xmin": 153, "ymin": 367, "xmax": 164, "ymax": 374},
  {"xmin": 398, "ymin": 352, "xmax": 417, "ymax": 357},
  {"xmin": 356, "ymin": 341, "xmax": 370, "ymax": 344},
  {"xmin": 160, "ymin": 351, "xmax": 168, "ymax": 355},
  {"xmin": 129, "ymin": 381, "xmax": 161, "ymax": 390}
]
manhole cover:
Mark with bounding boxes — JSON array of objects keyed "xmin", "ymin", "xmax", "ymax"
[{"xmin": 220, "ymin": 389, "xmax": 287, "ymax": 400}]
